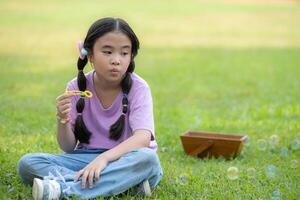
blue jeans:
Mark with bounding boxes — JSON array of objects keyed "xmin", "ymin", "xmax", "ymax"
[{"xmin": 17, "ymin": 147, "xmax": 163, "ymax": 199}]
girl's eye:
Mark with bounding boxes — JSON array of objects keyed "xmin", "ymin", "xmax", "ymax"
[
  {"xmin": 103, "ymin": 51, "xmax": 111, "ymax": 54},
  {"xmin": 122, "ymin": 52, "xmax": 129, "ymax": 56}
]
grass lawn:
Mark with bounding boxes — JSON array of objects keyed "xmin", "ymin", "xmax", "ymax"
[{"xmin": 0, "ymin": 0, "xmax": 299, "ymax": 199}]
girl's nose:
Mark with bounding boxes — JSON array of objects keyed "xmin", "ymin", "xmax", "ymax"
[{"xmin": 110, "ymin": 55, "xmax": 121, "ymax": 65}]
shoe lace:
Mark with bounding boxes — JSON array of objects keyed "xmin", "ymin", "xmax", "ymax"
[{"xmin": 44, "ymin": 169, "xmax": 71, "ymax": 194}]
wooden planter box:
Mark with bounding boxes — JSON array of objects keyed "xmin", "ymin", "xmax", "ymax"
[{"xmin": 180, "ymin": 131, "xmax": 247, "ymax": 160}]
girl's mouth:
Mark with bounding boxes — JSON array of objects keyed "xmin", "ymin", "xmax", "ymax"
[{"xmin": 110, "ymin": 68, "xmax": 119, "ymax": 73}]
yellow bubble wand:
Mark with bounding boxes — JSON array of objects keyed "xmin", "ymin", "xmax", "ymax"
[
  {"xmin": 65, "ymin": 90, "xmax": 93, "ymax": 98},
  {"xmin": 56, "ymin": 90, "xmax": 93, "ymax": 124}
]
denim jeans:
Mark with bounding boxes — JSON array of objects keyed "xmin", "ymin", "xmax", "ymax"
[{"xmin": 17, "ymin": 147, "xmax": 163, "ymax": 199}]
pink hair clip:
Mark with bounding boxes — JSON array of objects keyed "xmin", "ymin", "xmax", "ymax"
[{"xmin": 77, "ymin": 41, "xmax": 88, "ymax": 60}]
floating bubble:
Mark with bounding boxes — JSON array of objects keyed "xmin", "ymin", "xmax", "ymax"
[
  {"xmin": 291, "ymin": 139, "xmax": 300, "ymax": 150},
  {"xmin": 266, "ymin": 165, "xmax": 277, "ymax": 178},
  {"xmin": 269, "ymin": 135, "xmax": 279, "ymax": 147},
  {"xmin": 280, "ymin": 147, "xmax": 289, "ymax": 158},
  {"xmin": 161, "ymin": 147, "xmax": 167, "ymax": 153},
  {"xmin": 271, "ymin": 190, "xmax": 280, "ymax": 200},
  {"xmin": 177, "ymin": 173, "xmax": 189, "ymax": 185},
  {"xmin": 246, "ymin": 167, "xmax": 256, "ymax": 179},
  {"xmin": 243, "ymin": 136, "xmax": 250, "ymax": 147},
  {"xmin": 227, "ymin": 166, "xmax": 239, "ymax": 180},
  {"xmin": 257, "ymin": 139, "xmax": 267, "ymax": 151},
  {"xmin": 290, "ymin": 159, "xmax": 298, "ymax": 169}
]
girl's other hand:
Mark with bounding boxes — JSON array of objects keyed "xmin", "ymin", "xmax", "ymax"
[
  {"xmin": 56, "ymin": 93, "xmax": 73, "ymax": 119},
  {"xmin": 73, "ymin": 155, "xmax": 108, "ymax": 189}
]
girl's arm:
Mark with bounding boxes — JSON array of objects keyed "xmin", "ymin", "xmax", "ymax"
[
  {"xmin": 100, "ymin": 129, "xmax": 152, "ymax": 162},
  {"xmin": 56, "ymin": 122, "xmax": 77, "ymax": 153},
  {"xmin": 56, "ymin": 93, "xmax": 77, "ymax": 152}
]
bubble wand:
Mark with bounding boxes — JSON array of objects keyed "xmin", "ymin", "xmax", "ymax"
[{"xmin": 65, "ymin": 90, "xmax": 93, "ymax": 98}]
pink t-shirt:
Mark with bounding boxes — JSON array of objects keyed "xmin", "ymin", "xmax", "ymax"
[{"xmin": 66, "ymin": 70, "xmax": 157, "ymax": 152}]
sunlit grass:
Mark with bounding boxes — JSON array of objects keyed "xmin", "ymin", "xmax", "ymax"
[{"xmin": 0, "ymin": 0, "xmax": 300, "ymax": 199}]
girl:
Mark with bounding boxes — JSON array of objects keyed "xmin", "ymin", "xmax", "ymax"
[{"xmin": 17, "ymin": 17, "xmax": 163, "ymax": 200}]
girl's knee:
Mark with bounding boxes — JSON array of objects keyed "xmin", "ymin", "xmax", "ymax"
[
  {"xmin": 18, "ymin": 153, "xmax": 42, "ymax": 170},
  {"xmin": 18, "ymin": 153, "xmax": 34, "ymax": 173},
  {"xmin": 134, "ymin": 148, "xmax": 163, "ymax": 188},
  {"xmin": 133, "ymin": 148, "xmax": 162, "ymax": 172},
  {"xmin": 17, "ymin": 153, "xmax": 47, "ymax": 184},
  {"xmin": 149, "ymin": 170, "xmax": 163, "ymax": 189}
]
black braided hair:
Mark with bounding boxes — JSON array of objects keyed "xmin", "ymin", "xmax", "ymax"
[
  {"xmin": 74, "ymin": 56, "xmax": 91, "ymax": 144},
  {"xmin": 74, "ymin": 17, "xmax": 139, "ymax": 143},
  {"xmin": 109, "ymin": 71, "xmax": 132, "ymax": 140}
]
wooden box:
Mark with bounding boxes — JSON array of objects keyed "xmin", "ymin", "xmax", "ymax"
[{"xmin": 180, "ymin": 130, "xmax": 247, "ymax": 159}]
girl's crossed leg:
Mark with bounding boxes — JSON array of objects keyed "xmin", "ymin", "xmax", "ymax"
[{"xmin": 17, "ymin": 147, "xmax": 163, "ymax": 199}]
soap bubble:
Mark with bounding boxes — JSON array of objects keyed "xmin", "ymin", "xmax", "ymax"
[
  {"xmin": 177, "ymin": 173, "xmax": 190, "ymax": 185},
  {"xmin": 227, "ymin": 166, "xmax": 239, "ymax": 180},
  {"xmin": 246, "ymin": 167, "xmax": 256, "ymax": 179},
  {"xmin": 280, "ymin": 147, "xmax": 289, "ymax": 158},
  {"xmin": 243, "ymin": 136, "xmax": 250, "ymax": 147},
  {"xmin": 271, "ymin": 190, "xmax": 280, "ymax": 200},
  {"xmin": 257, "ymin": 139, "xmax": 267, "ymax": 151},
  {"xmin": 291, "ymin": 139, "xmax": 299, "ymax": 150},
  {"xmin": 290, "ymin": 159, "xmax": 298, "ymax": 169},
  {"xmin": 160, "ymin": 147, "xmax": 167, "ymax": 153},
  {"xmin": 266, "ymin": 165, "xmax": 277, "ymax": 178},
  {"xmin": 269, "ymin": 135, "xmax": 279, "ymax": 147}
]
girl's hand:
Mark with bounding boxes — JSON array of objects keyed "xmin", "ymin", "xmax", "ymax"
[
  {"xmin": 56, "ymin": 93, "xmax": 73, "ymax": 119},
  {"xmin": 73, "ymin": 155, "xmax": 109, "ymax": 189}
]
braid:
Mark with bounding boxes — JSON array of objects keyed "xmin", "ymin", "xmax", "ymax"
[
  {"xmin": 127, "ymin": 59, "xmax": 135, "ymax": 73},
  {"xmin": 109, "ymin": 72, "xmax": 132, "ymax": 140},
  {"xmin": 74, "ymin": 56, "xmax": 92, "ymax": 144}
]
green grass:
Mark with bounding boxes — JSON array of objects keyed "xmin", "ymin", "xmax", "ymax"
[{"xmin": 0, "ymin": 0, "xmax": 300, "ymax": 199}]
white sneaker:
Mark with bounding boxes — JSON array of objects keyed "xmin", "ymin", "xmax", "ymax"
[
  {"xmin": 32, "ymin": 178, "xmax": 61, "ymax": 200},
  {"xmin": 139, "ymin": 179, "xmax": 152, "ymax": 197}
]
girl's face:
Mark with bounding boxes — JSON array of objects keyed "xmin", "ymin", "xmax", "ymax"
[{"xmin": 90, "ymin": 31, "xmax": 132, "ymax": 86}]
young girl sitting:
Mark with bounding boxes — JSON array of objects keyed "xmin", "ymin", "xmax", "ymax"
[{"xmin": 17, "ymin": 17, "xmax": 163, "ymax": 200}]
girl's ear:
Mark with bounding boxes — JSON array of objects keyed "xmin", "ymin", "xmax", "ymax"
[
  {"xmin": 87, "ymin": 49, "xmax": 93, "ymax": 62},
  {"xmin": 88, "ymin": 54, "xmax": 93, "ymax": 63}
]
